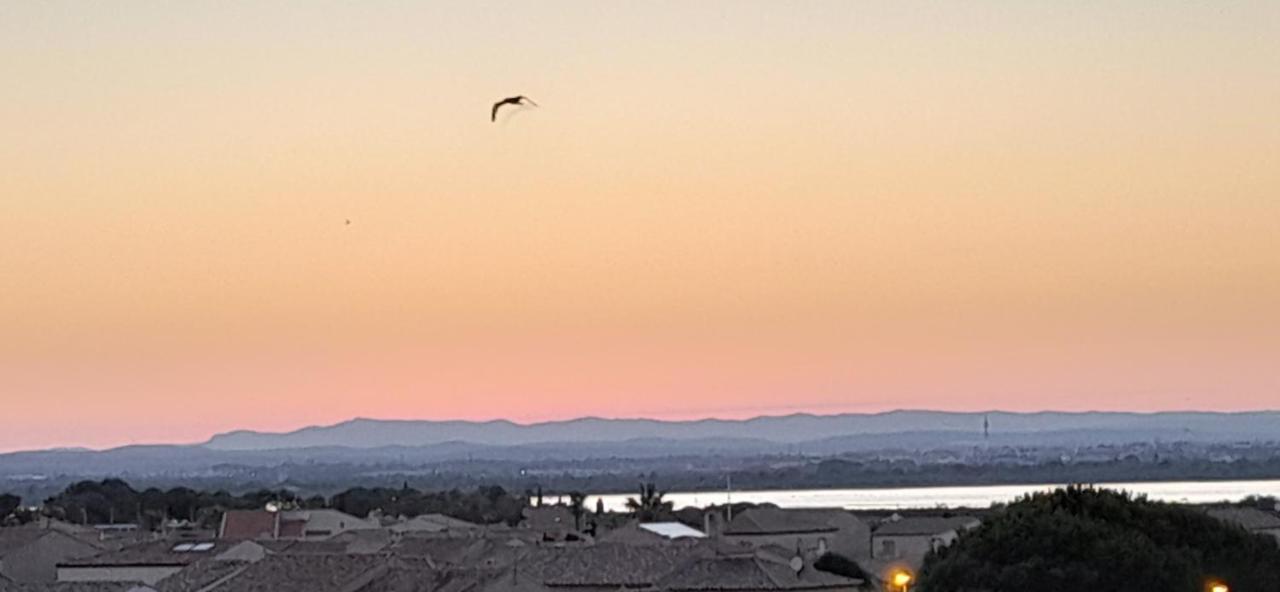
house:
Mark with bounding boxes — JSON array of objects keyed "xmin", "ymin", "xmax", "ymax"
[
  {"xmin": 389, "ymin": 514, "xmax": 482, "ymax": 536},
  {"xmin": 721, "ymin": 508, "xmax": 871, "ymax": 560},
  {"xmin": 657, "ymin": 551, "xmax": 863, "ymax": 592},
  {"xmin": 0, "ymin": 528, "xmax": 103, "ymax": 583},
  {"xmin": 496, "ymin": 543, "xmax": 693, "ymax": 592},
  {"xmin": 519, "ymin": 507, "xmax": 578, "ymax": 541},
  {"xmin": 150, "ymin": 556, "xmax": 254, "ymax": 592},
  {"xmin": 56, "ymin": 540, "xmax": 230, "ymax": 585},
  {"xmin": 217, "ymin": 511, "xmax": 279, "ymax": 541},
  {"xmin": 483, "ymin": 542, "xmax": 861, "ymax": 592},
  {"xmin": 870, "ymin": 516, "xmax": 980, "ymax": 566},
  {"xmin": 390, "ymin": 535, "xmax": 525, "ymax": 572},
  {"xmin": 181, "ymin": 553, "xmax": 387, "ymax": 592},
  {"xmin": 597, "ymin": 522, "xmax": 706, "ymax": 546},
  {"xmin": 218, "ymin": 510, "xmax": 377, "ymax": 541},
  {"xmin": 283, "ymin": 510, "xmax": 379, "ymax": 540},
  {"xmin": 1207, "ymin": 507, "xmax": 1280, "ymax": 542},
  {"xmin": 275, "ymin": 529, "xmax": 391, "ymax": 556}
]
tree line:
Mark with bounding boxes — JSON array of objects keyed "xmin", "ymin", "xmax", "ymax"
[
  {"xmin": 2, "ymin": 479, "xmax": 531, "ymax": 530},
  {"xmin": 2, "ymin": 479, "xmax": 686, "ymax": 531},
  {"xmin": 919, "ymin": 486, "xmax": 1280, "ymax": 592}
]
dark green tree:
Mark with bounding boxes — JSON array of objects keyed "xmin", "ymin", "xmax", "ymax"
[
  {"xmin": 568, "ymin": 491, "xmax": 587, "ymax": 531},
  {"xmin": 0, "ymin": 493, "xmax": 21, "ymax": 520},
  {"xmin": 919, "ymin": 486, "xmax": 1280, "ymax": 592},
  {"xmin": 625, "ymin": 482, "xmax": 673, "ymax": 521},
  {"xmin": 813, "ymin": 553, "xmax": 868, "ymax": 580}
]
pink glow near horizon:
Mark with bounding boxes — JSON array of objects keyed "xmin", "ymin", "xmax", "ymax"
[{"xmin": 2, "ymin": 1, "xmax": 1278, "ymax": 451}]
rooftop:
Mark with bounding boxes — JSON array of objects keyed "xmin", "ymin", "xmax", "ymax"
[
  {"xmin": 872, "ymin": 516, "xmax": 980, "ymax": 537},
  {"xmin": 61, "ymin": 540, "xmax": 227, "ymax": 568},
  {"xmin": 0, "ymin": 529, "xmax": 58, "ymax": 557},
  {"xmin": 639, "ymin": 523, "xmax": 706, "ymax": 540},
  {"xmin": 1206, "ymin": 507, "xmax": 1280, "ymax": 532},
  {"xmin": 724, "ymin": 509, "xmax": 854, "ymax": 536},
  {"xmin": 219, "ymin": 512, "xmax": 276, "ymax": 541},
  {"xmin": 528, "ymin": 544, "xmax": 690, "ymax": 588},
  {"xmin": 0, "ymin": 583, "xmax": 155, "ymax": 592},
  {"xmin": 199, "ymin": 554, "xmax": 385, "ymax": 592},
  {"xmin": 658, "ymin": 555, "xmax": 861, "ymax": 591}
]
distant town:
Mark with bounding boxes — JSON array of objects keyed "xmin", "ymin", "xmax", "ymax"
[
  {"xmin": 4, "ymin": 412, "xmax": 1280, "ymax": 503},
  {"xmin": 2, "ymin": 477, "xmax": 1278, "ymax": 591},
  {"xmin": 3, "ymin": 412, "xmax": 1280, "ymax": 590}
]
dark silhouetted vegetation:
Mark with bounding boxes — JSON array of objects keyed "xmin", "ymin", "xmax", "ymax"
[
  {"xmin": 625, "ymin": 482, "xmax": 674, "ymax": 521},
  {"xmin": 814, "ymin": 553, "xmax": 868, "ymax": 580},
  {"xmin": 919, "ymin": 486, "xmax": 1280, "ymax": 592},
  {"xmin": 0, "ymin": 493, "xmax": 21, "ymax": 521},
  {"xmin": 329, "ymin": 484, "xmax": 525, "ymax": 525},
  {"xmin": 39, "ymin": 479, "xmax": 527, "ymax": 529}
]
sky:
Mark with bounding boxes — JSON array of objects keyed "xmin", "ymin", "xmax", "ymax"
[{"xmin": 1, "ymin": 1, "xmax": 1278, "ymax": 452}]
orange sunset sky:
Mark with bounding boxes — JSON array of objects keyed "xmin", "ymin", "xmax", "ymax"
[{"xmin": 1, "ymin": 2, "xmax": 1278, "ymax": 452}]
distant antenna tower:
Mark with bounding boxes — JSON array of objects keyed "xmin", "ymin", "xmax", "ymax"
[
  {"xmin": 983, "ymin": 415, "xmax": 990, "ymax": 440},
  {"xmin": 726, "ymin": 474, "xmax": 733, "ymax": 522}
]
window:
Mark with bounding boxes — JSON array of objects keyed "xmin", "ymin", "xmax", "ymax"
[{"xmin": 880, "ymin": 539, "xmax": 897, "ymax": 558}]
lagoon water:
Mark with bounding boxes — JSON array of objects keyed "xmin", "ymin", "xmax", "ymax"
[{"xmin": 590, "ymin": 479, "xmax": 1280, "ymax": 512}]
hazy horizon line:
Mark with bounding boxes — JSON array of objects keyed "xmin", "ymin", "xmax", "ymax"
[{"xmin": 7, "ymin": 407, "xmax": 1279, "ymax": 456}]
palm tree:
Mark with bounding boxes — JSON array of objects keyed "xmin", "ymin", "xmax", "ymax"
[
  {"xmin": 567, "ymin": 491, "xmax": 587, "ymax": 531},
  {"xmin": 624, "ymin": 483, "xmax": 673, "ymax": 521}
]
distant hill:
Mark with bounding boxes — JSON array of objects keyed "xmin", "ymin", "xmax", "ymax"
[
  {"xmin": 4, "ymin": 411, "xmax": 1280, "ymax": 498},
  {"xmin": 203, "ymin": 410, "xmax": 1280, "ymax": 450}
]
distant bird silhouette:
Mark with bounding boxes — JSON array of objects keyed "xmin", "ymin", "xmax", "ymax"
[
  {"xmin": 345, "ymin": 219, "xmax": 351, "ymax": 226},
  {"xmin": 491, "ymin": 95, "xmax": 537, "ymax": 122}
]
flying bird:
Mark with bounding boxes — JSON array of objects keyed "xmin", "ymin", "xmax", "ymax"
[{"xmin": 491, "ymin": 95, "xmax": 537, "ymax": 122}]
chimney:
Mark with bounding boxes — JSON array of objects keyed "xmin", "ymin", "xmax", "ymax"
[{"xmin": 703, "ymin": 511, "xmax": 722, "ymax": 538}]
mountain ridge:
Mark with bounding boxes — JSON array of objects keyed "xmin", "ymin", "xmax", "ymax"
[{"xmin": 202, "ymin": 410, "xmax": 1280, "ymax": 451}]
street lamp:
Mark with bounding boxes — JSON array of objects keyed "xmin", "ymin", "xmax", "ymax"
[
  {"xmin": 1209, "ymin": 583, "xmax": 1229, "ymax": 592},
  {"xmin": 891, "ymin": 570, "xmax": 913, "ymax": 592}
]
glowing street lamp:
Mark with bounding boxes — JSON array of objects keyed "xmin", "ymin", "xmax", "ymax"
[
  {"xmin": 1209, "ymin": 583, "xmax": 1229, "ymax": 592},
  {"xmin": 890, "ymin": 570, "xmax": 913, "ymax": 592}
]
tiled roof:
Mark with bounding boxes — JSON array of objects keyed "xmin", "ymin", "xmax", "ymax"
[
  {"xmin": 658, "ymin": 555, "xmax": 860, "ymax": 591},
  {"xmin": 390, "ymin": 515, "xmax": 482, "ymax": 533},
  {"xmin": 275, "ymin": 541, "xmax": 352, "ymax": 555},
  {"xmin": 533, "ymin": 544, "xmax": 688, "ymax": 588},
  {"xmin": 358, "ymin": 559, "xmax": 497, "ymax": 592},
  {"xmin": 219, "ymin": 512, "xmax": 276, "ymax": 541},
  {"xmin": 390, "ymin": 537, "xmax": 515, "ymax": 570},
  {"xmin": 152, "ymin": 559, "xmax": 248, "ymax": 592},
  {"xmin": 872, "ymin": 517, "xmax": 979, "ymax": 537},
  {"xmin": 0, "ymin": 583, "xmax": 155, "ymax": 592},
  {"xmin": 724, "ymin": 509, "xmax": 851, "ymax": 536},
  {"xmin": 61, "ymin": 541, "xmax": 225, "ymax": 568},
  {"xmin": 1207, "ymin": 507, "xmax": 1280, "ymax": 531},
  {"xmin": 200, "ymin": 554, "xmax": 385, "ymax": 592},
  {"xmin": 0, "ymin": 529, "xmax": 55, "ymax": 557}
]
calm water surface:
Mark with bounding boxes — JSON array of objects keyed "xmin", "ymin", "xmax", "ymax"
[{"xmin": 590, "ymin": 479, "xmax": 1280, "ymax": 512}]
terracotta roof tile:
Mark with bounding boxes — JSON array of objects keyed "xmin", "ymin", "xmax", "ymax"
[{"xmin": 219, "ymin": 512, "xmax": 276, "ymax": 541}]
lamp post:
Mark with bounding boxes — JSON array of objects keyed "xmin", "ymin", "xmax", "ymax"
[{"xmin": 891, "ymin": 570, "xmax": 913, "ymax": 592}]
